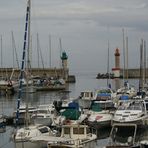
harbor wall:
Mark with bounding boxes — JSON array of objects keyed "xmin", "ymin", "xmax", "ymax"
[
  {"xmin": 120, "ymin": 68, "xmax": 145, "ymax": 78},
  {"xmin": 0, "ymin": 68, "xmax": 76, "ymax": 82}
]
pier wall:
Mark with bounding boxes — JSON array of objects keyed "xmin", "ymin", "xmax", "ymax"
[
  {"xmin": 120, "ymin": 68, "xmax": 147, "ymax": 78},
  {"xmin": 0, "ymin": 68, "xmax": 69, "ymax": 79}
]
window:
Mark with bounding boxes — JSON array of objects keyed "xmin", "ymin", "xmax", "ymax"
[
  {"xmin": 73, "ymin": 128, "xmax": 84, "ymax": 134},
  {"xmin": 64, "ymin": 127, "xmax": 70, "ymax": 134}
]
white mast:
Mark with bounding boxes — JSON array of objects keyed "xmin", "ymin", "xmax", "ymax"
[
  {"xmin": 126, "ymin": 36, "xmax": 128, "ymax": 80},
  {"xmin": 49, "ymin": 34, "xmax": 52, "ymax": 68},
  {"xmin": 107, "ymin": 39, "xmax": 110, "ymax": 87},
  {"xmin": 122, "ymin": 28, "xmax": 125, "ymax": 82}
]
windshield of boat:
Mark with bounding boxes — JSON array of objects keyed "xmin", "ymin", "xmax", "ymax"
[
  {"xmin": 91, "ymin": 102, "xmax": 102, "ymax": 112},
  {"xmin": 118, "ymin": 101, "xmax": 144, "ymax": 111},
  {"xmin": 126, "ymin": 102, "xmax": 144, "ymax": 110}
]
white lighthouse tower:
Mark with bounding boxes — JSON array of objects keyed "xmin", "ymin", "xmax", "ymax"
[{"xmin": 112, "ymin": 48, "xmax": 120, "ymax": 78}]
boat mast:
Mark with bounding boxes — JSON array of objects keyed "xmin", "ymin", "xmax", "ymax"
[
  {"xmin": 25, "ymin": 0, "xmax": 31, "ymax": 128},
  {"xmin": 27, "ymin": 0, "xmax": 31, "ymax": 72},
  {"xmin": 122, "ymin": 28, "xmax": 125, "ymax": 83},
  {"xmin": 16, "ymin": 0, "xmax": 30, "ymax": 126},
  {"xmin": 144, "ymin": 40, "xmax": 146, "ymax": 84},
  {"xmin": 139, "ymin": 39, "xmax": 144, "ymax": 90},
  {"xmin": 59, "ymin": 38, "xmax": 63, "ymax": 68},
  {"xmin": 0, "ymin": 35, "xmax": 3, "ymax": 78},
  {"xmin": 49, "ymin": 34, "xmax": 52, "ymax": 68},
  {"xmin": 126, "ymin": 36, "xmax": 128, "ymax": 80},
  {"xmin": 107, "ymin": 39, "xmax": 110, "ymax": 87}
]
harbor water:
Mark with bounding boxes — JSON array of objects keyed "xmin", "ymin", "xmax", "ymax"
[{"xmin": 0, "ymin": 71, "xmax": 139, "ymax": 148}]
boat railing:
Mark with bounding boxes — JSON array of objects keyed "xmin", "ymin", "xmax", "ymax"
[{"xmin": 109, "ymin": 123, "xmax": 137, "ymax": 146}]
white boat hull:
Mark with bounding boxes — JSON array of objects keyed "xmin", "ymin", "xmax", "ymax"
[
  {"xmin": 14, "ymin": 141, "xmax": 46, "ymax": 148},
  {"xmin": 87, "ymin": 112, "xmax": 112, "ymax": 128},
  {"xmin": 112, "ymin": 115, "xmax": 148, "ymax": 126},
  {"xmin": 48, "ymin": 140, "xmax": 96, "ymax": 148}
]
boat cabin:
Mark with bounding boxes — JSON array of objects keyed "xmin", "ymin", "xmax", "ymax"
[
  {"xmin": 80, "ymin": 91, "xmax": 94, "ymax": 99},
  {"xmin": 61, "ymin": 124, "xmax": 89, "ymax": 139}
]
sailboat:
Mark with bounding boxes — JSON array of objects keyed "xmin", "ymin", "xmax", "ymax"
[
  {"xmin": 33, "ymin": 34, "xmax": 66, "ymax": 91},
  {"xmin": 0, "ymin": 35, "xmax": 19, "ymax": 95},
  {"xmin": 12, "ymin": 1, "xmax": 54, "ymax": 147}
]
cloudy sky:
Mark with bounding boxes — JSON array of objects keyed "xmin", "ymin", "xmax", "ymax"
[{"xmin": 0, "ymin": 0, "xmax": 148, "ymax": 74}]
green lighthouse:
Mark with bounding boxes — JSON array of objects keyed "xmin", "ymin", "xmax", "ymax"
[{"xmin": 61, "ymin": 51, "xmax": 68, "ymax": 69}]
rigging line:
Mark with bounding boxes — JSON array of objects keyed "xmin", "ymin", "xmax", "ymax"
[
  {"xmin": 37, "ymin": 34, "xmax": 45, "ymax": 70},
  {"xmin": 11, "ymin": 31, "xmax": 19, "ymax": 69}
]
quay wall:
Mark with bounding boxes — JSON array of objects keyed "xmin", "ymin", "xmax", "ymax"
[
  {"xmin": 120, "ymin": 68, "xmax": 147, "ymax": 78},
  {"xmin": 0, "ymin": 67, "xmax": 69, "ymax": 79}
]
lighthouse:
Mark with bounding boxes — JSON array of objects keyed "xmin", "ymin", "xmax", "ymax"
[
  {"xmin": 112, "ymin": 48, "xmax": 120, "ymax": 78},
  {"xmin": 61, "ymin": 51, "xmax": 68, "ymax": 69},
  {"xmin": 61, "ymin": 51, "xmax": 68, "ymax": 79}
]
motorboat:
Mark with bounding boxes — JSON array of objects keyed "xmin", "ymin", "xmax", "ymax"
[
  {"xmin": 94, "ymin": 87, "xmax": 116, "ymax": 101},
  {"xmin": 13, "ymin": 125, "xmax": 56, "ymax": 142},
  {"xmin": 112, "ymin": 99, "xmax": 148, "ymax": 125},
  {"xmin": 35, "ymin": 77, "xmax": 66, "ymax": 91},
  {"xmin": 87, "ymin": 100, "xmax": 115, "ymax": 128},
  {"xmin": 31, "ymin": 104, "xmax": 57, "ymax": 126},
  {"xmin": 77, "ymin": 90, "xmax": 94, "ymax": 109},
  {"xmin": 58, "ymin": 101, "xmax": 88, "ymax": 125},
  {"xmin": 13, "ymin": 104, "xmax": 37, "ymax": 125},
  {"xmin": 30, "ymin": 124, "xmax": 97, "ymax": 148},
  {"xmin": 116, "ymin": 82, "xmax": 137, "ymax": 101},
  {"xmin": 0, "ymin": 79, "xmax": 19, "ymax": 95}
]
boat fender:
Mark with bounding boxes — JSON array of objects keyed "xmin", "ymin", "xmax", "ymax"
[{"xmin": 7, "ymin": 80, "xmax": 12, "ymax": 87}]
